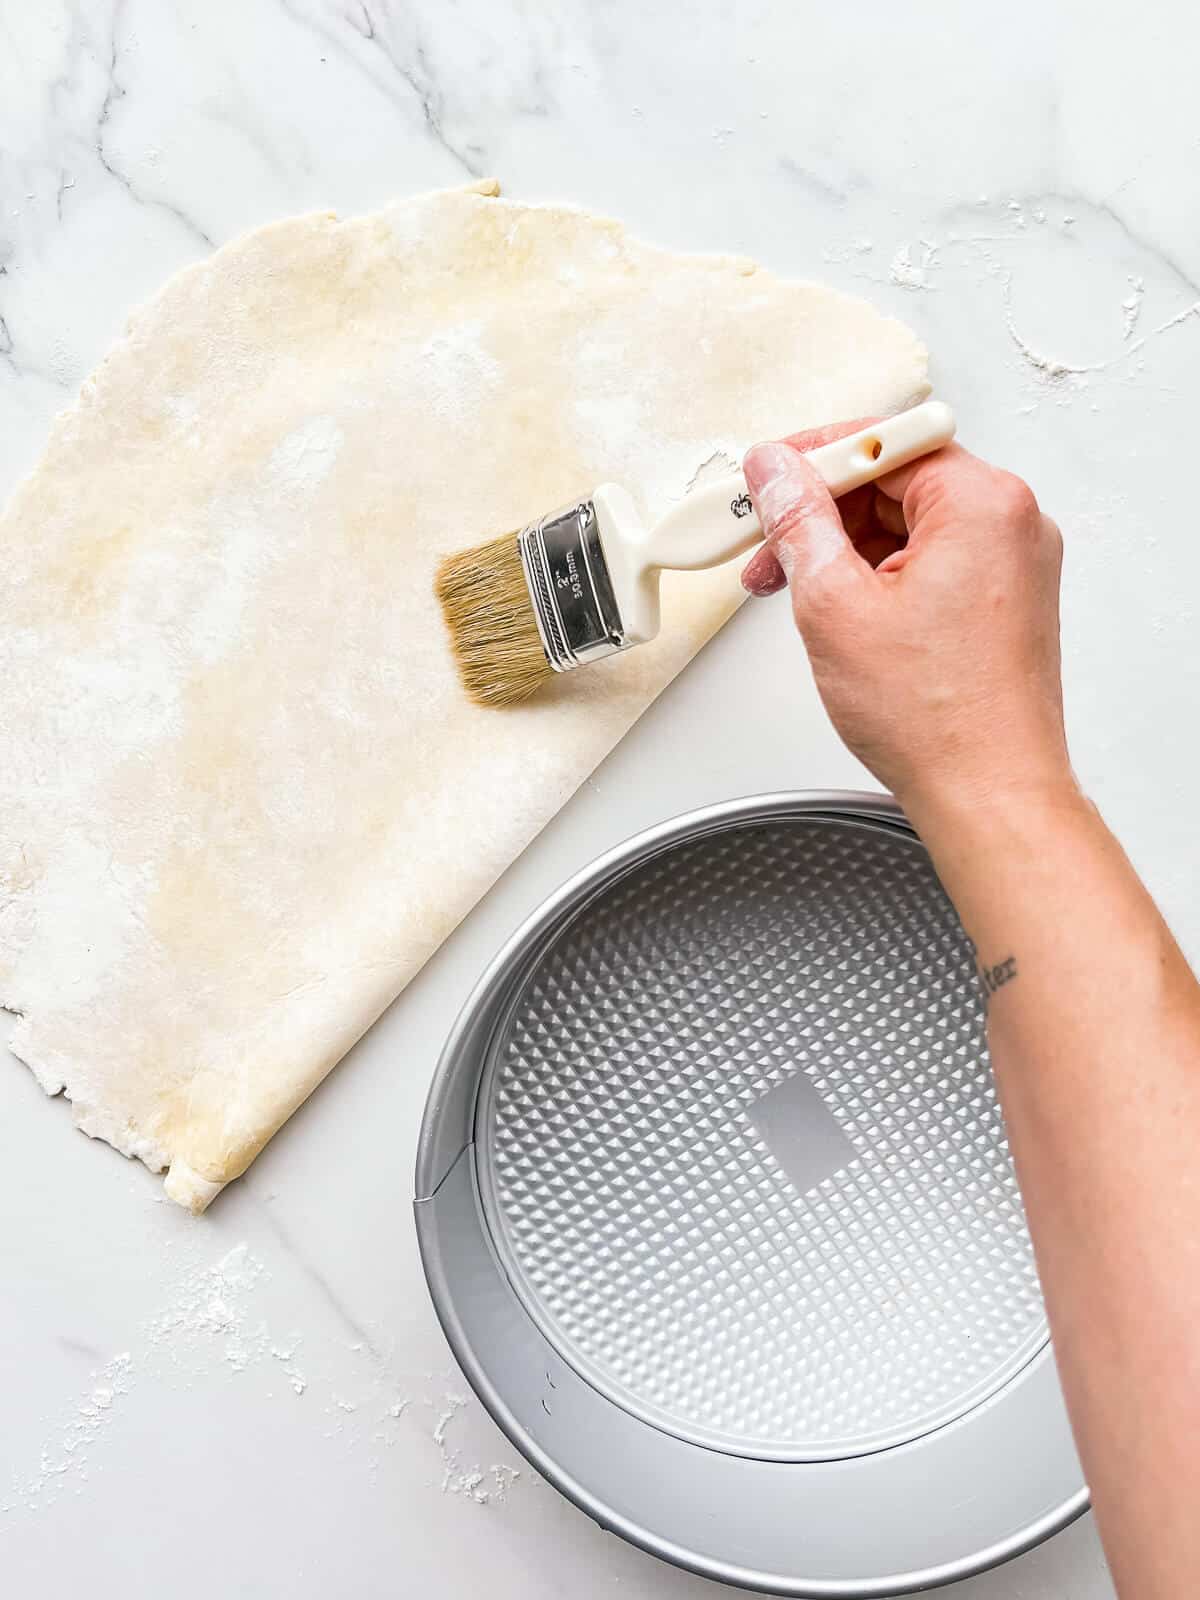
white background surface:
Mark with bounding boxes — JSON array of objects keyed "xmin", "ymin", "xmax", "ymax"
[{"xmin": 4, "ymin": 1, "xmax": 1198, "ymax": 1594}]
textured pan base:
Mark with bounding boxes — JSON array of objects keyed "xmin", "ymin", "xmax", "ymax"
[{"xmin": 477, "ymin": 816, "xmax": 1046, "ymax": 1459}]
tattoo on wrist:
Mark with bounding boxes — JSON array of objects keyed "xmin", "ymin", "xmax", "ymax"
[{"xmin": 967, "ymin": 942, "xmax": 1019, "ymax": 1008}]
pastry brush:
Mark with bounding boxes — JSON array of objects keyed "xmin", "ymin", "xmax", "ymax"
[{"xmin": 436, "ymin": 401, "xmax": 955, "ymax": 708}]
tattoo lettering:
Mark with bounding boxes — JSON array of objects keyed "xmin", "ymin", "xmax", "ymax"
[{"xmin": 973, "ymin": 949, "xmax": 1018, "ymax": 1008}]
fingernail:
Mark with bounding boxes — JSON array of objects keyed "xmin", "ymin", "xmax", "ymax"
[
  {"xmin": 742, "ymin": 563, "xmax": 788, "ymax": 597},
  {"xmin": 742, "ymin": 573, "xmax": 773, "ymax": 597},
  {"xmin": 743, "ymin": 441, "xmax": 805, "ymax": 537}
]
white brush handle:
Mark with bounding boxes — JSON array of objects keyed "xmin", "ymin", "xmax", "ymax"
[
  {"xmin": 591, "ymin": 400, "xmax": 956, "ymax": 649},
  {"xmin": 641, "ymin": 400, "xmax": 955, "ymax": 573}
]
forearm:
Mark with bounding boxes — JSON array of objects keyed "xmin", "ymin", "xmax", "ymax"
[
  {"xmin": 741, "ymin": 423, "xmax": 1200, "ymax": 1592},
  {"xmin": 911, "ymin": 786, "xmax": 1200, "ymax": 1598}
]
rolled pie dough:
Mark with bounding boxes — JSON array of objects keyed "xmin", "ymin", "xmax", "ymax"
[{"xmin": 0, "ymin": 181, "xmax": 928, "ymax": 1210}]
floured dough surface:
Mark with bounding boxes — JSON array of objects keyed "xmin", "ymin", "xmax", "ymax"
[{"xmin": 0, "ymin": 182, "xmax": 928, "ymax": 1210}]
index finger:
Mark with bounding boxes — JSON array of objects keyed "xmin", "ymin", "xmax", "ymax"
[{"xmin": 741, "ymin": 417, "xmax": 882, "ymax": 596}]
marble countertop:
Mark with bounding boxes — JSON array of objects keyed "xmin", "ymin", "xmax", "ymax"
[{"xmin": 6, "ymin": 1, "xmax": 1199, "ymax": 1594}]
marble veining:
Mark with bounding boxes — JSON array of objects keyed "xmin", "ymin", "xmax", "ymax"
[{"xmin": 94, "ymin": 4, "xmax": 217, "ymax": 249}]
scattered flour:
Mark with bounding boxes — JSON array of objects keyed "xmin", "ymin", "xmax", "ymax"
[
  {"xmin": 682, "ymin": 446, "xmax": 740, "ymax": 494},
  {"xmin": 8, "ymin": 1245, "xmax": 525, "ymax": 1521},
  {"xmin": 1154, "ymin": 298, "xmax": 1200, "ymax": 334},
  {"xmin": 410, "ymin": 322, "xmax": 502, "ymax": 424},
  {"xmin": 170, "ymin": 413, "xmax": 346, "ymax": 673},
  {"xmin": 1006, "ymin": 323, "xmax": 1084, "ymax": 382},
  {"xmin": 146, "ymin": 1243, "xmax": 270, "ymax": 1375},
  {"xmin": 430, "ymin": 1391, "xmax": 521, "ymax": 1505},
  {"xmin": 3, "ymin": 1351, "xmax": 133, "ymax": 1515},
  {"xmin": 443, "ymin": 1461, "xmax": 522, "ymax": 1505},
  {"xmin": 7, "ymin": 1245, "xmax": 271, "ymax": 1518},
  {"xmin": 1006, "ymin": 199, "xmax": 1028, "ymax": 230},
  {"xmin": 265, "ymin": 414, "xmax": 344, "ymax": 499},
  {"xmin": 1007, "ymin": 292, "xmax": 1199, "ymax": 389},
  {"xmin": 889, "ymin": 241, "xmax": 938, "ymax": 291},
  {"xmin": 432, "ymin": 1391, "xmax": 468, "ymax": 1446},
  {"xmin": 270, "ymin": 1341, "xmax": 307, "ymax": 1396},
  {"xmin": 1122, "ymin": 276, "xmax": 1145, "ymax": 340},
  {"xmin": 948, "ymin": 214, "xmax": 1198, "ymax": 401}
]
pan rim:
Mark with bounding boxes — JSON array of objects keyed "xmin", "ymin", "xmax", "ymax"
[{"xmin": 414, "ymin": 790, "xmax": 1090, "ymax": 1596}]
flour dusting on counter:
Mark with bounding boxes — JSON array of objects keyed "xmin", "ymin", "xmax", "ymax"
[
  {"xmin": 3, "ymin": 1352, "xmax": 133, "ymax": 1516},
  {"xmin": 5, "ymin": 1240, "xmax": 530, "ymax": 1524},
  {"xmin": 430, "ymin": 1391, "xmax": 522, "ymax": 1505},
  {"xmin": 147, "ymin": 1243, "xmax": 271, "ymax": 1375},
  {"xmin": 1122, "ymin": 276, "xmax": 1145, "ymax": 340},
  {"xmin": 889, "ymin": 241, "xmax": 938, "ymax": 291}
]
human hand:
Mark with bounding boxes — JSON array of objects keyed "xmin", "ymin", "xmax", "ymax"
[{"xmin": 740, "ymin": 422, "xmax": 1075, "ymax": 828}]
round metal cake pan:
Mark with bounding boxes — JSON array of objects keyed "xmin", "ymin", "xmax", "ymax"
[{"xmin": 415, "ymin": 792, "xmax": 1088, "ymax": 1596}]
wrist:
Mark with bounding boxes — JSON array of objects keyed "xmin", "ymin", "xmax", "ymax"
[
  {"xmin": 896, "ymin": 772, "xmax": 1110, "ymax": 959},
  {"xmin": 898, "ymin": 770, "xmax": 1096, "ymax": 865}
]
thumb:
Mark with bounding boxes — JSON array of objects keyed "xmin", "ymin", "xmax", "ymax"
[{"xmin": 742, "ymin": 441, "xmax": 871, "ymax": 603}]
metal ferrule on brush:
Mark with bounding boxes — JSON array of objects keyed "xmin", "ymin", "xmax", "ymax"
[{"xmin": 517, "ymin": 499, "xmax": 626, "ymax": 672}]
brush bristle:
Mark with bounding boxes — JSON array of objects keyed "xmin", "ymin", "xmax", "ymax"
[{"xmin": 436, "ymin": 529, "xmax": 554, "ymax": 708}]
